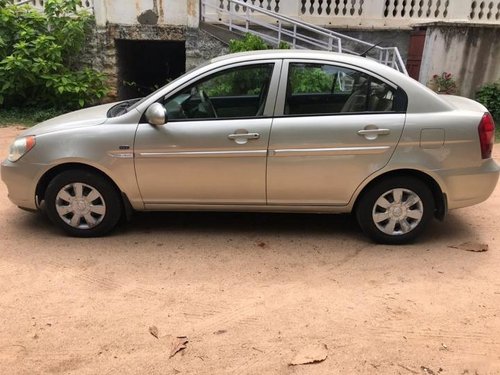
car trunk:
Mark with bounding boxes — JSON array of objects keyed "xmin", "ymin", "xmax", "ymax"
[{"xmin": 438, "ymin": 95, "xmax": 488, "ymax": 113}]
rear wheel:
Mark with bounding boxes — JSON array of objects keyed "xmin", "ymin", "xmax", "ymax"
[
  {"xmin": 356, "ymin": 176, "xmax": 435, "ymax": 244},
  {"xmin": 45, "ymin": 170, "xmax": 122, "ymax": 237}
]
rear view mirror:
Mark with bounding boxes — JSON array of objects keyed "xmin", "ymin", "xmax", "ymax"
[{"xmin": 145, "ymin": 103, "xmax": 167, "ymax": 126}]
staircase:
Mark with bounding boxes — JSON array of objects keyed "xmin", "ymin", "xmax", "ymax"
[{"xmin": 201, "ymin": 0, "xmax": 408, "ymax": 75}]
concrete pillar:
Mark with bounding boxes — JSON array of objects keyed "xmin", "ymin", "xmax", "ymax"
[
  {"xmin": 93, "ymin": 0, "xmax": 107, "ymax": 26},
  {"xmin": 187, "ymin": 0, "xmax": 200, "ymax": 28}
]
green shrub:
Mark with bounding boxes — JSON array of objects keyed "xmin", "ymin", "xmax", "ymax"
[
  {"xmin": 0, "ymin": 0, "xmax": 108, "ymax": 110},
  {"xmin": 289, "ymin": 66, "xmax": 332, "ymax": 94},
  {"xmin": 229, "ymin": 34, "xmax": 269, "ymax": 52},
  {"xmin": 229, "ymin": 33, "xmax": 293, "ymax": 53},
  {"xmin": 278, "ymin": 41, "xmax": 291, "ymax": 50},
  {"xmin": 429, "ymin": 72, "xmax": 458, "ymax": 95},
  {"xmin": 476, "ymin": 82, "xmax": 500, "ymax": 122}
]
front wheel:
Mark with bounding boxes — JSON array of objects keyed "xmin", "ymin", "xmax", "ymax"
[
  {"xmin": 355, "ymin": 177, "xmax": 435, "ymax": 244},
  {"xmin": 45, "ymin": 170, "xmax": 122, "ymax": 237}
]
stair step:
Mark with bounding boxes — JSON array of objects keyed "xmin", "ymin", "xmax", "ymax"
[{"xmin": 200, "ymin": 22, "xmax": 246, "ymax": 45}]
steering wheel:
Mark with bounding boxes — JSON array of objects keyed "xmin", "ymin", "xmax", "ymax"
[{"xmin": 198, "ymin": 89, "xmax": 218, "ymax": 118}]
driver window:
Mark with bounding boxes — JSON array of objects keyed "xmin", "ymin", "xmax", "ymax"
[{"xmin": 164, "ymin": 63, "xmax": 274, "ymax": 120}]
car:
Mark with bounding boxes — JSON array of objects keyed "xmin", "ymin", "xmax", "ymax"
[{"xmin": 1, "ymin": 50, "xmax": 499, "ymax": 243}]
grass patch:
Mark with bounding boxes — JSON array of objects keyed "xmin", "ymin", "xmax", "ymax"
[{"xmin": 0, "ymin": 108, "xmax": 67, "ymax": 127}]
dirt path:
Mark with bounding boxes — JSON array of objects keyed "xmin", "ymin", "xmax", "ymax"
[{"xmin": 0, "ymin": 127, "xmax": 499, "ymax": 374}]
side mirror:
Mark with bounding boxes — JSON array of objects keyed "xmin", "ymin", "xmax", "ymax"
[{"xmin": 145, "ymin": 103, "xmax": 167, "ymax": 126}]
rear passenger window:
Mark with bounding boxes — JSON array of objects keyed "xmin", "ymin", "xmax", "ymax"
[{"xmin": 285, "ymin": 63, "xmax": 397, "ymax": 115}]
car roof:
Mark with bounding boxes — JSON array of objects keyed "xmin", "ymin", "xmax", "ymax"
[
  {"xmin": 211, "ymin": 50, "xmax": 396, "ymax": 75},
  {"xmin": 212, "ymin": 49, "xmax": 374, "ymax": 62}
]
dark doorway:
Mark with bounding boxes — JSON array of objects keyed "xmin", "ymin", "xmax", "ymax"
[
  {"xmin": 116, "ymin": 39, "xmax": 186, "ymax": 100},
  {"xmin": 406, "ymin": 28, "xmax": 426, "ymax": 81}
]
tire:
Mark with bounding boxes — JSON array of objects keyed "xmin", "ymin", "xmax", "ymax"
[
  {"xmin": 45, "ymin": 170, "xmax": 122, "ymax": 237},
  {"xmin": 355, "ymin": 176, "xmax": 435, "ymax": 244}
]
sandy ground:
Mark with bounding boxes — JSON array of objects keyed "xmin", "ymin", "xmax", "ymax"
[{"xmin": 0, "ymin": 126, "xmax": 499, "ymax": 375}]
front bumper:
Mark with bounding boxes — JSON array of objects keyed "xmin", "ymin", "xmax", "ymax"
[{"xmin": 1, "ymin": 159, "xmax": 40, "ymax": 211}]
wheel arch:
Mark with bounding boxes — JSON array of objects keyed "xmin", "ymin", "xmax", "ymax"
[
  {"xmin": 35, "ymin": 163, "xmax": 133, "ymax": 219},
  {"xmin": 353, "ymin": 169, "xmax": 447, "ymax": 220}
]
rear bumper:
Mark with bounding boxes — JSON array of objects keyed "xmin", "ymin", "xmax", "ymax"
[{"xmin": 439, "ymin": 158, "xmax": 500, "ymax": 210}]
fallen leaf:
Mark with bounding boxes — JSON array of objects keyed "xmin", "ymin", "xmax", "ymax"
[
  {"xmin": 149, "ymin": 326, "xmax": 159, "ymax": 339},
  {"xmin": 289, "ymin": 344, "xmax": 328, "ymax": 366},
  {"xmin": 213, "ymin": 330, "xmax": 227, "ymax": 335},
  {"xmin": 448, "ymin": 242, "xmax": 488, "ymax": 252},
  {"xmin": 169, "ymin": 336, "xmax": 188, "ymax": 358}
]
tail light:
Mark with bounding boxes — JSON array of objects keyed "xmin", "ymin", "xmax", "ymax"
[{"xmin": 478, "ymin": 113, "xmax": 495, "ymax": 159}]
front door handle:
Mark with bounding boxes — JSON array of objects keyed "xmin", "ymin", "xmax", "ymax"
[
  {"xmin": 357, "ymin": 128, "xmax": 391, "ymax": 136},
  {"xmin": 228, "ymin": 132, "xmax": 260, "ymax": 140}
]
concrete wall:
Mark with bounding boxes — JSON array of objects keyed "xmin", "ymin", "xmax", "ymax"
[
  {"xmin": 94, "ymin": 0, "xmax": 199, "ymax": 27},
  {"xmin": 419, "ymin": 25, "xmax": 500, "ymax": 98}
]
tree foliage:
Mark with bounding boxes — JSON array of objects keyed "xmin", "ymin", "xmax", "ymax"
[{"xmin": 0, "ymin": 0, "xmax": 108, "ymax": 109}]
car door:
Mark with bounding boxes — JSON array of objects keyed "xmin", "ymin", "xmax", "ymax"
[
  {"xmin": 134, "ymin": 60, "xmax": 281, "ymax": 206},
  {"xmin": 267, "ymin": 60, "xmax": 407, "ymax": 205}
]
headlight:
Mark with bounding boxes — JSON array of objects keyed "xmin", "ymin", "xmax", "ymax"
[{"xmin": 8, "ymin": 136, "xmax": 36, "ymax": 162}]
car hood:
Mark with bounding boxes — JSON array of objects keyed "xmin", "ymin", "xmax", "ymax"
[{"xmin": 20, "ymin": 102, "xmax": 117, "ymax": 137}]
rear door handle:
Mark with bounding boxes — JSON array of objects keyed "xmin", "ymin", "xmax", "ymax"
[{"xmin": 228, "ymin": 133, "xmax": 260, "ymax": 140}]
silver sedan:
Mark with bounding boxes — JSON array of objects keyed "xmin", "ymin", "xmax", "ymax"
[{"xmin": 2, "ymin": 50, "xmax": 499, "ymax": 243}]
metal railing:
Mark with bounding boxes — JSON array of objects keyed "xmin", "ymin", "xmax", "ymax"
[{"xmin": 201, "ymin": 0, "xmax": 408, "ymax": 74}]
